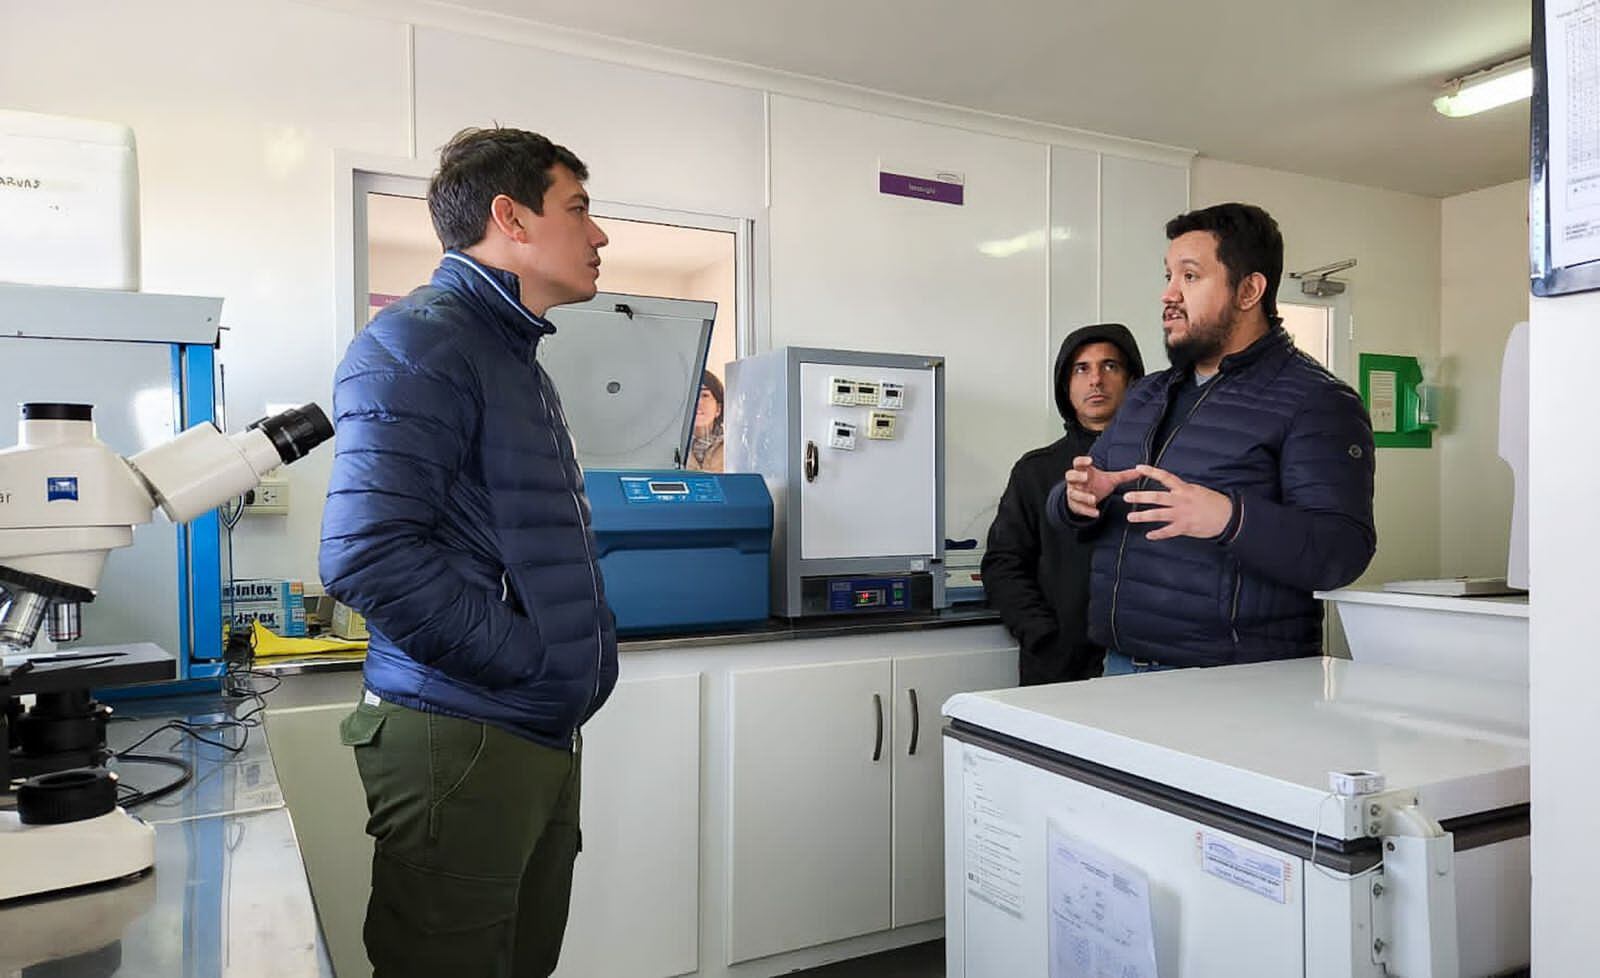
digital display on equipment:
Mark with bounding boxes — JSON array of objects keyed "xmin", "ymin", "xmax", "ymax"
[
  {"xmin": 620, "ymin": 475, "xmax": 726, "ymax": 504},
  {"xmin": 826, "ymin": 575, "xmax": 916, "ymax": 613}
]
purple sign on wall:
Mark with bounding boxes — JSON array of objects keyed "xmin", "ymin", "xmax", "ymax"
[{"xmin": 879, "ymin": 170, "xmax": 965, "ymax": 206}]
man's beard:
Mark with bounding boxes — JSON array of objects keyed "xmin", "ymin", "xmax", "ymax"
[{"xmin": 1164, "ymin": 306, "xmax": 1235, "ymax": 369}]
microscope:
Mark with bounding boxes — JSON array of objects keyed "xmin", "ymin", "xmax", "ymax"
[{"xmin": 0, "ymin": 400, "xmax": 332, "ymax": 901}]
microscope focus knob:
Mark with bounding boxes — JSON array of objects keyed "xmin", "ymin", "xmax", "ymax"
[{"xmin": 16, "ymin": 767, "xmax": 118, "ymax": 825}]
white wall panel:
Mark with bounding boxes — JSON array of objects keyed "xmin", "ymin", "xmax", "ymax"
[
  {"xmin": 1528, "ymin": 290, "xmax": 1600, "ymax": 974},
  {"xmin": 1048, "ymin": 145, "xmax": 1102, "ymax": 432},
  {"xmin": 767, "ymin": 95, "xmax": 1049, "ymax": 543},
  {"xmin": 414, "ymin": 28, "xmax": 767, "ymax": 220},
  {"xmin": 0, "ymin": 0, "xmax": 411, "ymax": 586},
  {"xmin": 1100, "ymin": 155, "xmax": 1189, "ymax": 373}
]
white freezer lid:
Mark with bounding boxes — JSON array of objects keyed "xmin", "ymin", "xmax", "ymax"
[{"xmin": 944, "ymin": 657, "xmax": 1528, "ymax": 841}]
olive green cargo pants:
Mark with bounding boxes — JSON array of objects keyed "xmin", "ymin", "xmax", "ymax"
[{"xmin": 340, "ymin": 695, "xmax": 581, "ymax": 978}]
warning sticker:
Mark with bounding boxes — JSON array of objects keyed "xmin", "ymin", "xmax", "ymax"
[{"xmin": 1197, "ymin": 832, "xmax": 1292, "ymax": 904}]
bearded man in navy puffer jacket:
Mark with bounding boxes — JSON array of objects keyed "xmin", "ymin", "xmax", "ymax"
[
  {"xmin": 1053, "ymin": 202, "xmax": 1376, "ymax": 676},
  {"xmin": 321, "ymin": 127, "xmax": 617, "ymax": 978}
]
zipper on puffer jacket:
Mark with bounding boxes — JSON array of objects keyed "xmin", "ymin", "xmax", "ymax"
[
  {"xmin": 532, "ymin": 366, "xmax": 605, "ymax": 736},
  {"xmin": 1109, "ymin": 375, "xmax": 1226, "ymax": 654},
  {"xmin": 1229, "ymin": 570, "xmax": 1242, "ymax": 649}
]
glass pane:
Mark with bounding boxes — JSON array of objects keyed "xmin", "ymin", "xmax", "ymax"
[
  {"xmin": 589, "ymin": 217, "xmax": 736, "ymax": 377},
  {"xmin": 590, "ymin": 217, "xmax": 737, "ymax": 472},
  {"xmin": 365, "ymin": 192, "xmax": 439, "ymax": 324},
  {"xmin": 361, "ymin": 197, "xmax": 740, "ymax": 472},
  {"xmin": 1280, "ymin": 302, "xmax": 1332, "ymax": 367}
]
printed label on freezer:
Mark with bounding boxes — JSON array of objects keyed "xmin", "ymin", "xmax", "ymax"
[
  {"xmin": 1047, "ymin": 819, "xmax": 1158, "ymax": 978},
  {"xmin": 1197, "ymin": 831, "xmax": 1292, "ymax": 903},
  {"xmin": 962, "ymin": 746, "xmax": 1026, "ymax": 918}
]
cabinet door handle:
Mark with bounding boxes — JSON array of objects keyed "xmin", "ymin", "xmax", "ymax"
[
  {"xmin": 804, "ymin": 441, "xmax": 820, "ymax": 482},
  {"xmin": 872, "ymin": 693, "xmax": 884, "ymax": 762},
  {"xmin": 908, "ymin": 688, "xmax": 920, "ymax": 756}
]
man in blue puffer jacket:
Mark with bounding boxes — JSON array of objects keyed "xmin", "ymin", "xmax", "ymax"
[
  {"xmin": 321, "ymin": 127, "xmax": 617, "ymax": 978},
  {"xmin": 1054, "ymin": 202, "xmax": 1375, "ymax": 675}
]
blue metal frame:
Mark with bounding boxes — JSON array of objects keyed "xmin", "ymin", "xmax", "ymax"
[
  {"xmin": 179, "ymin": 343, "xmax": 225, "ymax": 678},
  {"xmin": 98, "ymin": 342, "xmax": 226, "ymax": 702}
]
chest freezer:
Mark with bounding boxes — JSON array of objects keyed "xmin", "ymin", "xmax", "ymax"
[{"xmin": 942, "ymin": 657, "xmax": 1529, "ymax": 978}]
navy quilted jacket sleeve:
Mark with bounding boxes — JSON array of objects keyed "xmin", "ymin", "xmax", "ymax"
[
  {"xmin": 1224, "ymin": 384, "xmax": 1376, "ymax": 591},
  {"xmin": 318, "ymin": 333, "xmax": 538, "ymax": 690}
]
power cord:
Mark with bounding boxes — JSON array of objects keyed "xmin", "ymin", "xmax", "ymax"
[
  {"xmin": 110, "ymin": 638, "xmax": 280, "ymax": 810},
  {"xmin": 106, "ymin": 471, "xmax": 281, "ymax": 809},
  {"xmin": 1309, "ymin": 792, "xmax": 1382, "ymax": 883},
  {"xmin": 114, "ymin": 754, "xmax": 193, "ymax": 808}
]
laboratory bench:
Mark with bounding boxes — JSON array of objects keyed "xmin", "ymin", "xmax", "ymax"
[
  {"xmin": 258, "ymin": 608, "xmax": 1017, "ymax": 978},
  {"xmin": 0, "ymin": 691, "xmax": 333, "ymax": 977},
  {"xmin": 0, "ymin": 610, "xmax": 1013, "ymax": 978}
]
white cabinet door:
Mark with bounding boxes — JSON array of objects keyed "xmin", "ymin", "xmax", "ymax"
[
  {"xmin": 728, "ymin": 658, "xmax": 894, "ymax": 962},
  {"xmin": 891, "ymin": 647, "xmax": 1019, "ymax": 927},
  {"xmin": 555, "ymin": 674, "xmax": 701, "ymax": 978},
  {"xmin": 797, "ymin": 361, "xmax": 938, "ymax": 560}
]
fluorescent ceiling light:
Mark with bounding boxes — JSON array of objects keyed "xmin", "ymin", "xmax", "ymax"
[{"xmin": 1434, "ymin": 56, "xmax": 1533, "ymax": 118}]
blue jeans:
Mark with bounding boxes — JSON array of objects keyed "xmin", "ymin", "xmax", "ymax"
[{"xmin": 1102, "ymin": 650, "xmax": 1181, "ymax": 676}]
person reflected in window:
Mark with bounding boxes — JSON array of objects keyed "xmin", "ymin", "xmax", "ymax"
[{"xmin": 686, "ymin": 370, "xmax": 725, "ymax": 472}]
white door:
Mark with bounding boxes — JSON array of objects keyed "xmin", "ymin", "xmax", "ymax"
[
  {"xmin": 797, "ymin": 361, "xmax": 938, "ymax": 560},
  {"xmin": 727, "ymin": 658, "xmax": 894, "ymax": 962},
  {"xmin": 555, "ymin": 674, "xmax": 702, "ymax": 978},
  {"xmin": 891, "ymin": 647, "xmax": 1019, "ymax": 927}
]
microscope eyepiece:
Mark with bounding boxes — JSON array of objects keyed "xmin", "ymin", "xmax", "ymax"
[{"xmin": 248, "ymin": 403, "xmax": 334, "ymax": 465}]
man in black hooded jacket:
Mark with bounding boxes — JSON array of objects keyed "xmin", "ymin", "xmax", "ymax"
[{"xmin": 982, "ymin": 324, "xmax": 1146, "ymax": 684}]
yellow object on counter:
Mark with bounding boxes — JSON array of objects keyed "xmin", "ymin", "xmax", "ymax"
[{"xmin": 246, "ymin": 620, "xmax": 367, "ymax": 659}]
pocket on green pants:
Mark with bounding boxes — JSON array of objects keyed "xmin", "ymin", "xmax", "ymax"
[{"xmin": 340, "ymin": 703, "xmax": 386, "ymax": 747}]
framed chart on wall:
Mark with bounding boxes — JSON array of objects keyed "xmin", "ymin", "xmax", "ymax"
[{"xmin": 1530, "ymin": 0, "xmax": 1600, "ymax": 297}]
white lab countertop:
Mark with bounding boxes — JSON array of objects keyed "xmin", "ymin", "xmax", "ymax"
[
  {"xmin": 1319, "ymin": 586, "xmax": 1531, "ymax": 684},
  {"xmin": 1318, "ymin": 586, "xmax": 1529, "ymax": 618}
]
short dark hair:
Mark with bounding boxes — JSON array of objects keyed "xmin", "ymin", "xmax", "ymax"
[
  {"xmin": 427, "ymin": 127, "xmax": 589, "ymax": 251},
  {"xmin": 1165, "ymin": 203, "xmax": 1283, "ymax": 321}
]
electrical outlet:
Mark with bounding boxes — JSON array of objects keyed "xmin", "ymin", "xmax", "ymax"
[{"xmin": 243, "ymin": 479, "xmax": 290, "ymax": 516}]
